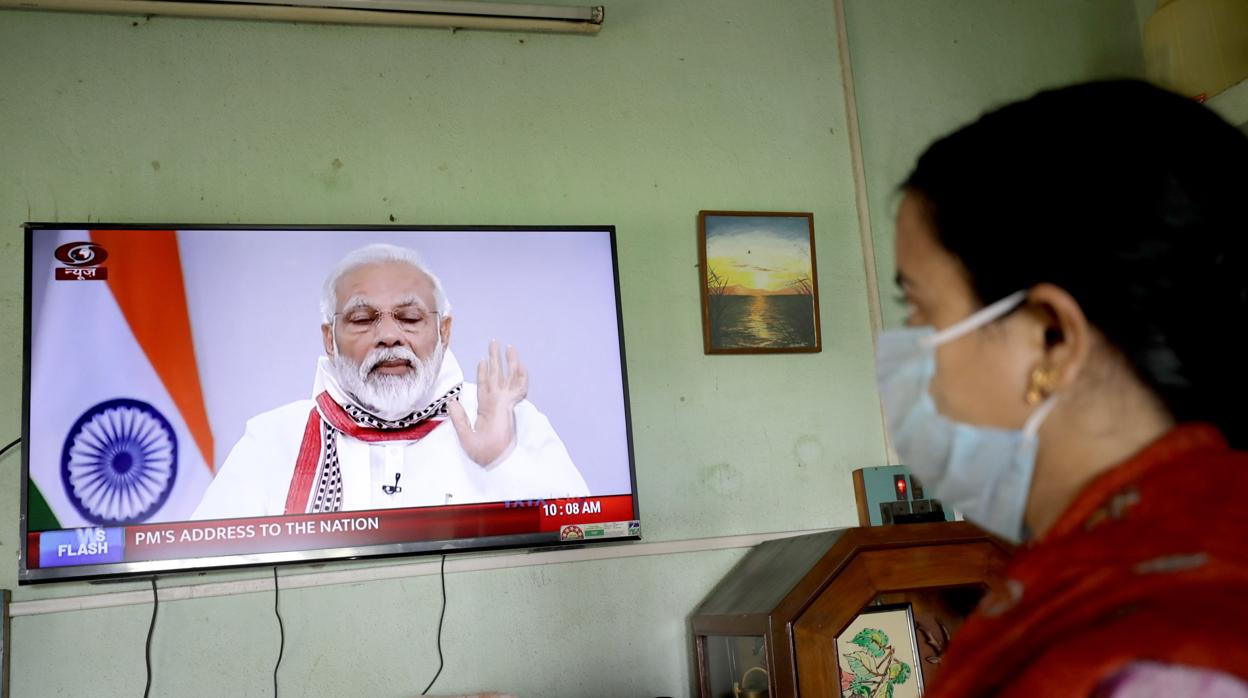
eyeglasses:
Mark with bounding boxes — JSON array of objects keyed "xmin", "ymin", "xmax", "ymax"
[{"xmin": 333, "ymin": 304, "xmax": 440, "ymax": 336}]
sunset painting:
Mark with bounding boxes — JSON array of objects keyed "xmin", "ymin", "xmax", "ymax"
[{"xmin": 698, "ymin": 211, "xmax": 821, "ymax": 353}]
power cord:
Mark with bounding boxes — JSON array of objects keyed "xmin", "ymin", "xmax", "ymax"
[
  {"xmin": 0, "ymin": 437, "xmax": 21, "ymax": 459},
  {"xmin": 144, "ymin": 577, "xmax": 159, "ymax": 698},
  {"xmin": 420, "ymin": 555, "xmax": 448, "ymax": 696},
  {"xmin": 274, "ymin": 567, "xmax": 285, "ymax": 698}
]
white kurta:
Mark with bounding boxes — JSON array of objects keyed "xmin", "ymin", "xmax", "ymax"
[{"xmin": 193, "ymin": 351, "xmax": 589, "ymax": 519}]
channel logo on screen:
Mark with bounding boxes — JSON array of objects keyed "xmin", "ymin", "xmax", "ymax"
[{"xmin": 54, "ymin": 241, "xmax": 109, "ymax": 281}]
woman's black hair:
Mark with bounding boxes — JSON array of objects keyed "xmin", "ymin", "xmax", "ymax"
[{"xmin": 904, "ymin": 79, "xmax": 1248, "ymax": 448}]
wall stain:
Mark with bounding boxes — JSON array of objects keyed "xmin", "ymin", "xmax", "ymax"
[
  {"xmin": 319, "ymin": 158, "xmax": 350, "ymax": 191},
  {"xmin": 794, "ymin": 434, "xmax": 823, "ymax": 469},
  {"xmin": 699, "ymin": 462, "xmax": 742, "ymax": 496},
  {"xmin": 150, "ymin": 160, "xmax": 160, "ymax": 172}
]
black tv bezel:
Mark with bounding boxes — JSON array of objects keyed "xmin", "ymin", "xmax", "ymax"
[{"xmin": 19, "ymin": 223, "xmax": 639, "ymax": 584}]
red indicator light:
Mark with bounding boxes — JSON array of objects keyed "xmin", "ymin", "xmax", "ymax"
[{"xmin": 893, "ymin": 474, "xmax": 908, "ymax": 500}]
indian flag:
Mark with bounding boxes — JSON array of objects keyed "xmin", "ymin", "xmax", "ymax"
[{"xmin": 27, "ymin": 230, "xmax": 215, "ymax": 530}]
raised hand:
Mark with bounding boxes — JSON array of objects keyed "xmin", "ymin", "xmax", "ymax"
[{"xmin": 447, "ymin": 340, "xmax": 528, "ymax": 467}]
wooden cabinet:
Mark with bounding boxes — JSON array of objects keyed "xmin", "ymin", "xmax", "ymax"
[{"xmin": 691, "ymin": 522, "xmax": 1011, "ymax": 697}]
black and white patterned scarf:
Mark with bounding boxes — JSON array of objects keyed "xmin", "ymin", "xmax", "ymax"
[{"xmin": 308, "ymin": 385, "xmax": 462, "ymax": 513}]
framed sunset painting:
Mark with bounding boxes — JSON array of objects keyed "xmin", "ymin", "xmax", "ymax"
[{"xmin": 697, "ymin": 211, "xmax": 822, "ymax": 354}]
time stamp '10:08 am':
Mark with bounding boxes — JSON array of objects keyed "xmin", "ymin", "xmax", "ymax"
[{"xmin": 503, "ymin": 499, "xmax": 605, "ymax": 516}]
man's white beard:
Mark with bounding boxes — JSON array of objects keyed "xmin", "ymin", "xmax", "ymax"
[{"xmin": 329, "ymin": 340, "xmax": 445, "ymax": 421}]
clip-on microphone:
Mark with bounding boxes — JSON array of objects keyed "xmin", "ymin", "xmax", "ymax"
[{"xmin": 382, "ymin": 473, "xmax": 402, "ymax": 495}]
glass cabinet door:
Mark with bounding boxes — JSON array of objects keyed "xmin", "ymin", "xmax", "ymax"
[{"xmin": 702, "ymin": 635, "xmax": 769, "ymax": 698}]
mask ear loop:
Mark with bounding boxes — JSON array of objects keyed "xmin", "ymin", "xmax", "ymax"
[
  {"xmin": 922, "ymin": 290, "xmax": 1029, "ymax": 348},
  {"xmin": 1023, "ymin": 396, "xmax": 1059, "ymax": 440},
  {"xmin": 1015, "ymin": 394, "xmax": 1059, "ymax": 543}
]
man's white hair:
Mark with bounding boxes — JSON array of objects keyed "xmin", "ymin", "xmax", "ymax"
[{"xmin": 321, "ymin": 243, "xmax": 452, "ymax": 324}]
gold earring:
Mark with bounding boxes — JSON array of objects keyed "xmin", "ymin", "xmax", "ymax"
[{"xmin": 1025, "ymin": 366, "xmax": 1057, "ymax": 406}]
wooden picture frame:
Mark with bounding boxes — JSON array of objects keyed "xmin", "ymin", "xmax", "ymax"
[{"xmin": 697, "ymin": 211, "xmax": 822, "ymax": 354}]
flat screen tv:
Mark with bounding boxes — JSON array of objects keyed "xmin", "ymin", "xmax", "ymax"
[{"xmin": 20, "ymin": 224, "xmax": 636, "ymax": 583}]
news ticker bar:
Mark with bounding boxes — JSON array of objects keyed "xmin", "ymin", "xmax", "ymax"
[{"xmin": 28, "ymin": 495, "xmax": 637, "ymax": 569}]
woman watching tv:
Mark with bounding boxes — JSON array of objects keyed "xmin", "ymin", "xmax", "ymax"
[{"xmin": 876, "ymin": 79, "xmax": 1248, "ymax": 697}]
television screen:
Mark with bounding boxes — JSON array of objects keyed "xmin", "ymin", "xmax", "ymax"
[{"xmin": 20, "ymin": 225, "xmax": 636, "ymax": 583}]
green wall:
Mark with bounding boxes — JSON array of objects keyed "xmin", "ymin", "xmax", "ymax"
[
  {"xmin": 0, "ymin": 1, "xmax": 1144, "ymax": 696},
  {"xmin": 845, "ymin": 0, "xmax": 1145, "ymax": 328},
  {"xmin": 0, "ymin": 2, "xmax": 878, "ymax": 696}
]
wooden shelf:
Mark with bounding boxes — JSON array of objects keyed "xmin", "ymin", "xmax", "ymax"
[
  {"xmin": 690, "ymin": 522, "xmax": 1013, "ymax": 697},
  {"xmin": 1207, "ymin": 77, "xmax": 1248, "ymax": 128}
]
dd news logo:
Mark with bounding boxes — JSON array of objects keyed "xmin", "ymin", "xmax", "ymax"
[{"xmin": 54, "ymin": 241, "xmax": 109, "ymax": 281}]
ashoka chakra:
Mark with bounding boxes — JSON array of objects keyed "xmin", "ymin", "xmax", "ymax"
[{"xmin": 61, "ymin": 398, "xmax": 178, "ymax": 525}]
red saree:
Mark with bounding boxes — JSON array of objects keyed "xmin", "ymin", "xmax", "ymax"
[{"xmin": 926, "ymin": 424, "xmax": 1248, "ymax": 697}]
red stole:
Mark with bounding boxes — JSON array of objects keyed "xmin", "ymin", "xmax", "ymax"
[
  {"xmin": 283, "ymin": 391, "xmax": 446, "ymax": 514},
  {"xmin": 926, "ymin": 424, "xmax": 1248, "ymax": 697}
]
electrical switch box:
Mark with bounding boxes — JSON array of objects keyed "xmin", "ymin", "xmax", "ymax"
[{"xmin": 852, "ymin": 466, "xmax": 955, "ymax": 527}]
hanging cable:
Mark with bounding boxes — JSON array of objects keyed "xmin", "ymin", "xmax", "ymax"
[
  {"xmin": 144, "ymin": 577, "xmax": 159, "ymax": 698},
  {"xmin": 0, "ymin": 437, "xmax": 21, "ymax": 459},
  {"xmin": 274, "ymin": 567, "xmax": 285, "ymax": 698},
  {"xmin": 420, "ymin": 555, "xmax": 447, "ymax": 696}
]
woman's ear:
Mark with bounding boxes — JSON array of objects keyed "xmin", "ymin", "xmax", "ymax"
[{"xmin": 1026, "ymin": 283, "xmax": 1091, "ymax": 393}]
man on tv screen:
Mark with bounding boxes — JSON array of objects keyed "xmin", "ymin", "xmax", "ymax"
[{"xmin": 193, "ymin": 243, "xmax": 589, "ymax": 518}]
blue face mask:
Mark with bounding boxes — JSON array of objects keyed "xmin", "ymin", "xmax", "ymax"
[{"xmin": 875, "ymin": 291, "xmax": 1057, "ymax": 543}]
